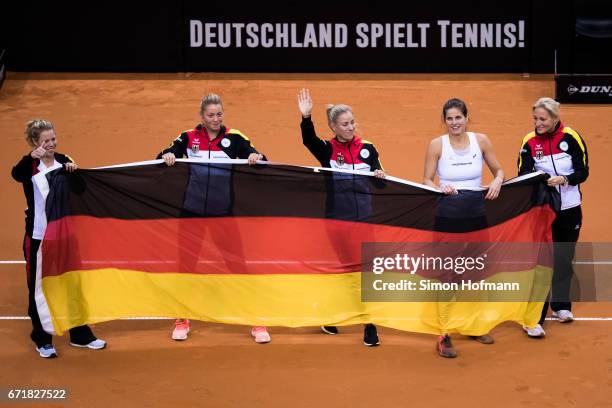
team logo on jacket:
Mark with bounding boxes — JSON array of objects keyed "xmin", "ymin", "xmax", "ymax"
[
  {"xmin": 221, "ymin": 138, "xmax": 231, "ymax": 148},
  {"xmin": 360, "ymin": 148, "xmax": 370, "ymax": 159},
  {"xmin": 191, "ymin": 143, "xmax": 200, "ymax": 154},
  {"xmin": 336, "ymin": 152, "xmax": 345, "ymax": 166},
  {"xmin": 559, "ymin": 141, "xmax": 569, "ymax": 151},
  {"xmin": 535, "ymin": 144, "xmax": 543, "ymax": 160}
]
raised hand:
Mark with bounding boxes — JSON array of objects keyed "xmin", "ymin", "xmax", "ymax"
[
  {"xmin": 30, "ymin": 146, "xmax": 47, "ymax": 159},
  {"xmin": 297, "ymin": 88, "xmax": 313, "ymax": 118}
]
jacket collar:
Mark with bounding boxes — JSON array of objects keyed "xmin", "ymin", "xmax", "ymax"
[
  {"xmin": 536, "ymin": 121, "xmax": 563, "ymax": 137},
  {"xmin": 196, "ymin": 124, "xmax": 226, "ymax": 140}
]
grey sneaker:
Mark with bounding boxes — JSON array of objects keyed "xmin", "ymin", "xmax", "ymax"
[
  {"xmin": 70, "ymin": 338, "xmax": 107, "ymax": 349},
  {"xmin": 523, "ymin": 324, "xmax": 546, "ymax": 338},
  {"xmin": 36, "ymin": 344, "xmax": 58, "ymax": 358},
  {"xmin": 552, "ymin": 310, "xmax": 574, "ymax": 323}
]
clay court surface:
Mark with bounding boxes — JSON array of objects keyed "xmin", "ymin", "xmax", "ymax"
[{"xmin": 1, "ymin": 73, "xmax": 611, "ymax": 407}]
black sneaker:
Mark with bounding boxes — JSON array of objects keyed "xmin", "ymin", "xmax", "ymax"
[
  {"xmin": 436, "ymin": 334, "xmax": 457, "ymax": 358},
  {"xmin": 363, "ymin": 324, "xmax": 380, "ymax": 346},
  {"xmin": 321, "ymin": 326, "xmax": 339, "ymax": 335}
]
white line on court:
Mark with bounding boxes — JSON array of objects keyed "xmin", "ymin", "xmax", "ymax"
[
  {"xmin": 574, "ymin": 261, "xmax": 612, "ymax": 265},
  {"xmin": 0, "ymin": 316, "xmax": 611, "ymax": 321}
]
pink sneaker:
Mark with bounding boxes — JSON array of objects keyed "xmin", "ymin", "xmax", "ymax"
[
  {"xmin": 251, "ymin": 326, "xmax": 271, "ymax": 344},
  {"xmin": 172, "ymin": 319, "xmax": 190, "ymax": 341}
]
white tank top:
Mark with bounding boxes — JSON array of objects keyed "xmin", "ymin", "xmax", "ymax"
[{"xmin": 437, "ymin": 132, "xmax": 483, "ymax": 189}]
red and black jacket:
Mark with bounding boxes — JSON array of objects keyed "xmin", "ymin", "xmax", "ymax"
[
  {"xmin": 300, "ymin": 117, "xmax": 383, "ymax": 171},
  {"xmin": 11, "ymin": 152, "xmax": 74, "ymax": 236},
  {"xmin": 300, "ymin": 116, "xmax": 383, "ymax": 221},
  {"xmin": 157, "ymin": 124, "xmax": 266, "ymax": 217},
  {"xmin": 518, "ymin": 122, "xmax": 589, "ymax": 211},
  {"xmin": 157, "ymin": 124, "xmax": 265, "ymax": 160}
]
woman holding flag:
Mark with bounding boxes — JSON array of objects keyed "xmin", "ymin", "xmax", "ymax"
[
  {"xmin": 517, "ymin": 97, "xmax": 589, "ymax": 338},
  {"xmin": 158, "ymin": 93, "xmax": 271, "ymax": 344},
  {"xmin": 297, "ymin": 88, "xmax": 385, "ymax": 347},
  {"xmin": 12, "ymin": 119, "xmax": 106, "ymax": 358},
  {"xmin": 423, "ymin": 98, "xmax": 504, "ymax": 358}
]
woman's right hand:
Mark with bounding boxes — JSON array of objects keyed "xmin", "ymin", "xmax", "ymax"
[
  {"xmin": 441, "ymin": 184, "xmax": 457, "ymax": 195},
  {"xmin": 30, "ymin": 146, "xmax": 46, "ymax": 159},
  {"xmin": 162, "ymin": 152, "xmax": 176, "ymax": 166},
  {"xmin": 297, "ymin": 88, "xmax": 313, "ymax": 118}
]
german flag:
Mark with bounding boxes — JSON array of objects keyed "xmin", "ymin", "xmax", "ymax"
[{"xmin": 32, "ymin": 160, "xmax": 555, "ymax": 335}]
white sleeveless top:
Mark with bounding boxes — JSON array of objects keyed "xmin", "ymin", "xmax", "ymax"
[{"xmin": 437, "ymin": 132, "xmax": 483, "ymax": 189}]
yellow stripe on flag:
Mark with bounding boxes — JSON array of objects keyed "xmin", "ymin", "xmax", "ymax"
[{"xmin": 42, "ymin": 267, "xmax": 550, "ymax": 336}]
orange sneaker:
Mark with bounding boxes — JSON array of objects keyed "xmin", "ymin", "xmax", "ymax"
[
  {"xmin": 172, "ymin": 319, "xmax": 190, "ymax": 341},
  {"xmin": 251, "ymin": 326, "xmax": 271, "ymax": 344}
]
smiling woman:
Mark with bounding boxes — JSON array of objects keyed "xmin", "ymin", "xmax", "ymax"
[
  {"xmin": 518, "ymin": 97, "xmax": 590, "ymax": 338},
  {"xmin": 422, "ymin": 98, "xmax": 505, "ymax": 358},
  {"xmin": 11, "ymin": 119, "xmax": 106, "ymax": 358},
  {"xmin": 156, "ymin": 93, "xmax": 269, "ymax": 344},
  {"xmin": 297, "ymin": 88, "xmax": 386, "ymax": 345}
]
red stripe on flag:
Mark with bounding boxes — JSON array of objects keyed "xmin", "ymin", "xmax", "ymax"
[{"xmin": 41, "ymin": 206, "xmax": 553, "ymax": 278}]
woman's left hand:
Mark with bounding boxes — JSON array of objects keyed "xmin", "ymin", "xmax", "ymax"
[
  {"xmin": 373, "ymin": 169, "xmax": 386, "ymax": 179},
  {"xmin": 247, "ymin": 153, "xmax": 263, "ymax": 165},
  {"xmin": 547, "ymin": 175, "xmax": 567, "ymax": 187},
  {"xmin": 64, "ymin": 162, "xmax": 78, "ymax": 173},
  {"xmin": 485, "ymin": 177, "xmax": 503, "ymax": 200}
]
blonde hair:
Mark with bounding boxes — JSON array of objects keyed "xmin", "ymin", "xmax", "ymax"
[
  {"xmin": 326, "ymin": 104, "xmax": 353, "ymax": 127},
  {"xmin": 25, "ymin": 119, "xmax": 54, "ymax": 147},
  {"xmin": 533, "ymin": 97, "xmax": 560, "ymax": 123},
  {"xmin": 200, "ymin": 93, "xmax": 223, "ymax": 114}
]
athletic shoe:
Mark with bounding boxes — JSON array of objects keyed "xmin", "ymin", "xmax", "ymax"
[
  {"xmin": 552, "ymin": 310, "xmax": 574, "ymax": 323},
  {"xmin": 70, "ymin": 338, "xmax": 107, "ymax": 349},
  {"xmin": 437, "ymin": 335, "xmax": 457, "ymax": 358},
  {"xmin": 321, "ymin": 326, "xmax": 339, "ymax": 335},
  {"xmin": 363, "ymin": 324, "xmax": 380, "ymax": 347},
  {"xmin": 36, "ymin": 344, "xmax": 58, "ymax": 358},
  {"xmin": 172, "ymin": 319, "xmax": 190, "ymax": 341},
  {"xmin": 523, "ymin": 324, "xmax": 546, "ymax": 338},
  {"xmin": 251, "ymin": 326, "xmax": 271, "ymax": 344},
  {"xmin": 469, "ymin": 334, "xmax": 494, "ymax": 344}
]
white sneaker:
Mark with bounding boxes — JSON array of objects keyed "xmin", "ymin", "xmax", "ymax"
[
  {"xmin": 523, "ymin": 324, "xmax": 546, "ymax": 338},
  {"xmin": 552, "ymin": 310, "xmax": 574, "ymax": 323},
  {"xmin": 251, "ymin": 326, "xmax": 271, "ymax": 344},
  {"xmin": 172, "ymin": 319, "xmax": 190, "ymax": 341},
  {"xmin": 70, "ymin": 338, "xmax": 107, "ymax": 349},
  {"xmin": 36, "ymin": 344, "xmax": 58, "ymax": 358}
]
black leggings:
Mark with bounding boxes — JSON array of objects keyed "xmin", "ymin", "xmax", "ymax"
[
  {"xmin": 434, "ymin": 191, "xmax": 487, "ymax": 233},
  {"xmin": 539, "ymin": 205, "xmax": 582, "ymax": 325},
  {"xmin": 24, "ymin": 236, "xmax": 96, "ymax": 347}
]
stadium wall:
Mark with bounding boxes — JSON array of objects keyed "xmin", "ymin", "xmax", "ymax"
[{"xmin": 4, "ymin": 0, "xmax": 610, "ymax": 73}]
